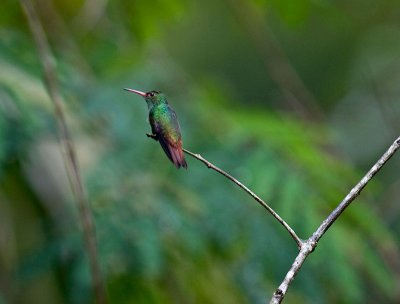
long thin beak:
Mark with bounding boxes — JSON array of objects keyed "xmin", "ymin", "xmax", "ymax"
[{"xmin": 124, "ymin": 88, "xmax": 146, "ymax": 97}]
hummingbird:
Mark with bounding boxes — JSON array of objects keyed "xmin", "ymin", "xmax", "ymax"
[{"xmin": 124, "ymin": 88, "xmax": 187, "ymax": 169}]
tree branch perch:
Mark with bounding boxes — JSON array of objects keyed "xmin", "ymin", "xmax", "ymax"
[
  {"xmin": 270, "ymin": 136, "xmax": 400, "ymax": 304},
  {"xmin": 183, "ymin": 148, "xmax": 303, "ymax": 248}
]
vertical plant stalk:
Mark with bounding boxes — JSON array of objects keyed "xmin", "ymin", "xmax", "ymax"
[
  {"xmin": 20, "ymin": 1, "xmax": 107, "ymax": 303},
  {"xmin": 183, "ymin": 148, "xmax": 303, "ymax": 248},
  {"xmin": 270, "ymin": 136, "xmax": 400, "ymax": 304}
]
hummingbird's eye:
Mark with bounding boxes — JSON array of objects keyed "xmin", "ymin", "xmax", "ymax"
[{"xmin": 148, "ymin": 92, "xmax": 154, "ymax": 97}]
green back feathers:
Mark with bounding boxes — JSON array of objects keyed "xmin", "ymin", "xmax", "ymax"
[{"xmin": 151, "ymin": 103, "xmax": 181, "ymax": 143}]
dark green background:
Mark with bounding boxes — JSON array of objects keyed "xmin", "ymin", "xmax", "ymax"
[{"xmin": 1, "ymin": 0, "xmax": 400, "ymax": 303}]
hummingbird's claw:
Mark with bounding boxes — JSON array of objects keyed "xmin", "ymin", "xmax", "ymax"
[{"xmin": 146, "ymin": 133, "xmax": 158, "ymax": 141}]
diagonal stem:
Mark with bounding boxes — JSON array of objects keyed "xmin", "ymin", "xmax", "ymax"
[
  {"xmin": 183, "ymin": 148, "xmax": 303, "ymax": 248},
  {"xmin": 20, "ymin": 1, "xmax": 107, "ymax": 303}
]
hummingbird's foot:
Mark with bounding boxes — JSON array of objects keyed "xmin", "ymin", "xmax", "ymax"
[{"xmin": 146, "ymin": 133, "xmax": 158, "ymax": 141}]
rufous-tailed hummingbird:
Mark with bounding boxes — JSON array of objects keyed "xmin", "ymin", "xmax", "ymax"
[{"xmin": 124, "ymin": 88, "xmax": 187, "ymax": 169}]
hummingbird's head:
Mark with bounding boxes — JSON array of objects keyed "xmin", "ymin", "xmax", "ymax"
[{"xmin": 124, "ymin": 88, "xmax": 167, "ymax": 108}]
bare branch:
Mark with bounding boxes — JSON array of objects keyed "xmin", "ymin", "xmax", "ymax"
[
  {"xmin": 270, "ymin": 136, "xmax": 400, "ymax": 304},
  {"xmin": 20, "ymin": 1, "xmax": 107, "ymax": 303},
  {"xmin": 183, "ymin": 148, "xmax": 303, "ymax": 248}
]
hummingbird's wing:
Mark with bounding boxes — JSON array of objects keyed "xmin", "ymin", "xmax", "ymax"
[{"xmin": 150, "ymin": 105, "xmax": 187, "ymax": 169}]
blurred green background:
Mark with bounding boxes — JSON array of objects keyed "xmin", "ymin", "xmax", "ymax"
[{"xmin": 1, "ymin": 0, "xmax": 400, "ymax": 303}]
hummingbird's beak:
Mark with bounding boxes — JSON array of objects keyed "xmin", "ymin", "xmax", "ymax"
[{"xmin": 124, "ymin": 88, "xmax": 147, "ymax": 97}]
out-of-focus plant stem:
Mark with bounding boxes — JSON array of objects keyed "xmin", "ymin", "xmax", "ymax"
[
  {"xmin": 228, "ymin": 0, "xmax": 324, "ymax": 121},
  {"xmin": 20, "ymin": 1, "xmax": 107, "ymax": 303}
]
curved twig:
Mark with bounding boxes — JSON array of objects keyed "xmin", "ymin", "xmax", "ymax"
[{"xmin": 183, "ymin": 148, "xmax": 303, "ymax": 248}]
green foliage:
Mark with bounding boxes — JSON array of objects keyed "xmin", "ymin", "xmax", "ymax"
[{"xmin": 1, "ymin": 0, "xmax": 399, "ymax": 303}]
